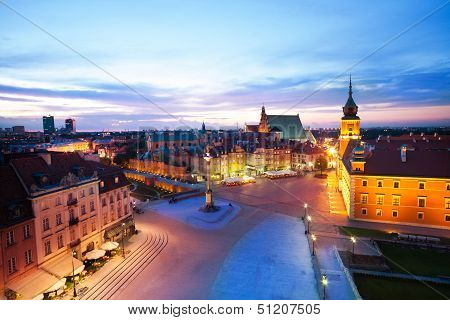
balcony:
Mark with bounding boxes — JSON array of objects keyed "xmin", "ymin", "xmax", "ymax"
[
  {"xmin": 70, "ymin": 238, "xmax": 81, "ymax": 248},
  {"xmin": 69, "ymin": 217, "xmax": 79, "ymax": 226},
  {"xmin": 67, "ymin": 198, "xmax": 78, "ymax": 206}
]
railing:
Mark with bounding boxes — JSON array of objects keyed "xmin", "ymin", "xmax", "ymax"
[
  {"xmin": 69, "ymin": 217, "xmax": 79, "ymax": 226},
  {"xmin": 67, "ymin": 198, "xmax": 78, "ymax": 206},
  {"xmin": 69, "ymin": 239, "xmax": 81, "ymax": 248}
]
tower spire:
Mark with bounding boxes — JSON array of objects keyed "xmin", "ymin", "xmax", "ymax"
[{"xmin": 349, "ymin": 73, "xmax": 353, "ymax": 96}]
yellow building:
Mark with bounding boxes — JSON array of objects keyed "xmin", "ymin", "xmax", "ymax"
[{"xmin": 337, "ymin": 77, "xmax": 450, "ymax": 230}]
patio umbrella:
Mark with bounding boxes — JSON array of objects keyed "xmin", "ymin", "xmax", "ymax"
[
  {"xmin": 101, "ymin": 241, "xmax": 119, "ymax": 251},
  {"xmin": 44, "ymin": 278, "xmax": 66, "ymax": 293},
  {"xmin": 85, "ymin": 249, "xmax": 106, "ymax": 260}
]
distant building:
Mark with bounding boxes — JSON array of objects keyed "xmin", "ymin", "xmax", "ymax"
[
  {"xmin": 65, "ymin": 118, "xmax": 76, "ymax": 133},
  {"xmin": 42, "ymin": 116, "xmax": 55, "ymax": 134},
  {"xmin": 246, "ymin": 106, "xmax": 307, "ymax": 141},
  {"xmin": 12, "ymin": 126, "xmax": 25, "ymax": 134}
]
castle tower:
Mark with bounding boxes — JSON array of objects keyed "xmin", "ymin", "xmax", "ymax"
[
  {"xmin": 258, "ymin": 105, "xmax": 269, "ymax": 133},
  {"xmin": 339, "ymin": 75, "xmax": 361, "ymax": 157}
]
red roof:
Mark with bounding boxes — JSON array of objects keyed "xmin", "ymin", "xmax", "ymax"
[{"xmin": 343, "ymin": 138, "xmax": 450, "ymax": 178}]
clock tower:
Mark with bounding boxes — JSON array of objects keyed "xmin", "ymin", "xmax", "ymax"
[{"xmin": 339, "ymin": 75, "xmax": 361, "ymax": 157}]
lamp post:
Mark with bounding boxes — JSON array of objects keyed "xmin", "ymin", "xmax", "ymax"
[
  {"xmin": 71, "ymin": 250, "xmax": 77, "ymax": 298},
  {"xmin": 351, "ymin": 236, "xmax": 356, "ymax": 255},
  {"xmin": 203, "ymin": 152, "xmax": 214, "ymax": 211},
  {"xmin": 303, "ymin": 203, "xmax": 308, "ymax": 220},
  {"xmin": 122, "ymin": 222, "xmax": 126, "ymax": 258},
  {"xmin": 321, "ymin": 275, "xmax": 328, "ymax": 300},
  {"xmin": 306, "ymin": 215, "xmax": 312, "ymax": 234},
  {"xmin": 311, "ymin": 234, "xmax": 317, "ymax": 256}
]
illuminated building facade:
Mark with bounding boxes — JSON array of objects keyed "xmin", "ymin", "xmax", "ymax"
[{"xmin": 337, "ymin": 78, "xmax": 450, "ymax": 230}]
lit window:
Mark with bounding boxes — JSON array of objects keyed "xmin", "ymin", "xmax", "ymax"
[
  {"xmin": 445, "ymin": 198, "xmax": 450, "ymax": 210},
  {"xmin": 392, "ymin": 195, "xmax": 400, "ymax": 206},
  {"xmin": 361, "ymin": 194, "xmax": 368, "ymax": 204},
  {"xmin": 417, "ymin": 212, "xmax": 424, "ymax": 220},
  {"xmin": 376, "ymin": 209, "xmax": 382, "ymax": 216},
  {"xmin": 42, "ymin": 217, "xmax": 50, "ymax": 231},
  {"xmin": 100, "ymin": 181, "xmax": 105, "ymax": 188},
  {"xmin": 376, "ymin": 194, "xmax": 384, "ymax": 205},
  {"xmin": 23, "ymin": 224, "xmax": 31, "ymax": 239},
  {"xmin": 115, "ymin": 177, "xmax": 119, "ymax": 183},
  {"xmin": 418, "ymin": 197, "xmax": 426, "ymax": 208},
  {"xmin": 362, "ymin": 180, "xmax": 368, "ymax": 187},
  {"xmin": 419, "ymin": 181, "xmax": 425, "ymax": 190},
  {"xmin": 361, "ymin": 208, "xmax": 367, "ymax": 215},
  {"xmin": 6, "ymin": 231, "xmax": 14, "ymax": 246},
  {"xmin": 57, "ymin": 234, "xmax": 64, "ymax": 249},
  {"xmin": 8, "ymin": 257, "xmax": 17, "ymax": 274},
  {"xmin": 393, "ymin": 181, "xmax": 400, "ymax": 189},
  {"xmin": 25, "ymin": 249, "xmax": 33, "ymax": 265},
  {"xmin": 56, "ymin": 213, "xmax": 62, "ymax": 226},
  {"xmin": 377, "ymin": 180, "xmax": 383, "ymax": 188},
  {"xmin": 392, "ymin": 210, "xmax": 398, "ymax": 218},
  {"xmin": 44, "ymin": 240, "xmax": 52, "ymax": 256}
]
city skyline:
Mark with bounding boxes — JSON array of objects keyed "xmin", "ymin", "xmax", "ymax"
[{"xmin": 1, "ymin": 0, "xmax": 449, "ymax": 131}]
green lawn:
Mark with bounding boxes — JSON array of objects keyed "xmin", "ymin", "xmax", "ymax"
[
  {"xmin": 339, "ymin": 226, "xmax": 395, "ymax": 239},
  {"xmin": 377, "ymin": 242, "xmax": 450, "ymax": 278},
  {"xmin": 354, "ymin": 274, "xmax": 450, "ymax": 300}
]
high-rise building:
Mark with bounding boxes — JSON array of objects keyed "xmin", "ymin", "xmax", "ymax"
[
  {"xmin": 65, "ymin": 118, "xmax": 76, "ymax": 133},
  {"xmin": 12, "ymin": 126, "xmax": 25, "ymax": 134},
  {"xmin": 42, "ymin": 116, "xmax": 55, "ymax": 134}
]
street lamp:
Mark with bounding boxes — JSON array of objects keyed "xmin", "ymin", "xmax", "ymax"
[
  {"xmin": 311, "ymin": 233, "xmax": 317, "ymax": 256},
  {"xmin": 203, "ymin": 152, "xmax": 214, "ymax": 211},
  {"xmin": 303, "ymin": 203, "xmax": 308, "ymax": 220},
  {"xmin": 71, "ymin": 250, "xmax": 77, "ymax": 298},
  {"xmin": 321, "ymin": 275, "xmax": 328, "ymax": 300},
  {"xmin": 122, "ymin": 222, "xmax": 126, "ymax": 258},
  {"xmin": 306, "ymin": 215, "xmax": 312, "ymax": 234},
  {"xmin": 351, "ymin": 236, "xmax": 357, "ymax": 255}
]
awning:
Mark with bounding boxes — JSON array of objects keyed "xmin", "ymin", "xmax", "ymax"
[
  {"xmin": 101, "ymin": 241, "xmax": 119, "ymax": 251},
  {"xmin": 7, "ymin": 269, "xmax": 60, "ymax": 300},
  {"xmin": 105, "ymin": 218, "xmax": 135, "ymax": 239},
  {"xmin": 85, "ymin": 249, "xmax": 106, "ymax": 260},
  {"xmin": 44, "ymin": 278, "xmax": 66, "ymax": 293},
  {"xmin": 41, "ymin": 253, "xmax": 84, "ymax": 278}
]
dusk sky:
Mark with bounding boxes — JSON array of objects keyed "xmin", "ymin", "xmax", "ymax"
[{"xmin": 0, "ymin": 0, "xmax": 449, "ymax": 131}]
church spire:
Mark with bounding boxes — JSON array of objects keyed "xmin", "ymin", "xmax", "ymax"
[{"xmin": 349, "ymin": 73, "xmax": 353, "ymax": 96}]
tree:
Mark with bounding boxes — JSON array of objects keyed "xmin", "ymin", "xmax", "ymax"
[{"xmin": 316, "ymin": 155, "xmax": 328, "ymax": 176}]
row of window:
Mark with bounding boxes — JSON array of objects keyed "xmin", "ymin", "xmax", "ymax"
[
  {"xmin": 359, "ymin": 194, "xmax": 450, "ymax": 209},
  {"xmin": 362, "ymin": 180, "xmax": 450, "ymax": 191},
  {"xmin": 101, "ymin": 190, "xmax": 128, "ymax": 207},
  {"xmin": 5, "ymin": 224, "xmax": 32, "ymax": 247},
  {"xmin": 43, "ymin": 221, "xmax": 97, "ymax": 256},
  {"xmin": 360, "ymin": 208, "xmax": 450, "ymax": 222},
  {"xmin": 7, "ymin": 250, "xmax": 33, "ymax": 275},
  {"xmin": 102, "ymin": 204, "xmax": 129, "ymax": 225},
  {"xmin": 40, "ymin": 187, "xmax": 95, "ymax": 211}
]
